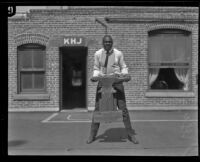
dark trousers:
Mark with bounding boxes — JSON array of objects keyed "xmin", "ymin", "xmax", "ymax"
[{"xmin": 89, "ymin": 82, "xmax": 136, "ymax": 138}]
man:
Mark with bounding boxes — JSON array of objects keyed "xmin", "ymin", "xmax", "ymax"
[{"xmin": 87, "ymin": 35, "xmax": 139, "ymax": 144}]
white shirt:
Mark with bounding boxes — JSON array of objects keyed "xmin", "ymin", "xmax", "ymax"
[{"xmin": 93, "ymin": 48, "xmax": 128, "ymax": 77}]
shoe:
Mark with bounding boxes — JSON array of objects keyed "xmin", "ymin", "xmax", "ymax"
[
  {"xmin": 128, "ymin": 135, "xmax": 139, "ymax": 144},
  {"xmin": 86, "ymin": 136, "xmax": 96, "ymax": 144}
]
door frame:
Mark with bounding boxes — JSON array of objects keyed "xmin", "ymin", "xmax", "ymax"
[{"xmin": 59, "ymin": 46, "xmax": 88, "ymax": 111}]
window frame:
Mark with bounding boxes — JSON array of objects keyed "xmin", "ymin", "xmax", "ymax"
[
  {"xmin": 17, "ymin": 43, "xmax": 47, "ymax": 94},
  {"xmin": 147, "ymin": 29, "xmax": 192, "ymax": 92}
]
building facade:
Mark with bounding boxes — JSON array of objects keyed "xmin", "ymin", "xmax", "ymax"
[{"xmin": 8, "ymin": 6, "xmax": 198, "ymax": 111}]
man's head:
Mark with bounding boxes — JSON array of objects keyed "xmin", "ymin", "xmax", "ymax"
[{"xmin": 102, "ymin": 35, "xmax": 113, "ymax": 52}]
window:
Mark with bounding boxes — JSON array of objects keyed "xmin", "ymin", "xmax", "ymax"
[
  {"xmin": 18, "ymin": 44, "xmax": 46, "ymax": 93},
  {"xmin": 148, "ymin": 29, "xmax": 191, "ymax": 91}
]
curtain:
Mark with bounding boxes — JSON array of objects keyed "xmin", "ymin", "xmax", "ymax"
[
  {"xmin": 174, "ymin": 68, "xmax": 189, "ymax": 91},
  {"xmin": 149, "ymin": 68, "xmax": 160, "ymax": 86}
]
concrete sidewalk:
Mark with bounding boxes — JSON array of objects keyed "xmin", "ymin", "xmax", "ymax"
[{"xmin": 8, "ymin": 110, "xmax": 198, "ymax": 156}]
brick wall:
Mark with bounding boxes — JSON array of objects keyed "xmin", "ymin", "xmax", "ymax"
[{"xmin": 8, "ymin": 7, "xmax": 198, "ymax": 111}]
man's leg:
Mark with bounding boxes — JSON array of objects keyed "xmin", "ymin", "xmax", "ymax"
[
  {"xmin": 116, "ymin": 93, "xmax": 136, "ymax": 135},
  {"xmin": 87, "ymin": 86, "xmax": 101, "ymax": 144},
  {"xmin": 114, "ymin": 84, "xmax": 139, "ymax": 144}
]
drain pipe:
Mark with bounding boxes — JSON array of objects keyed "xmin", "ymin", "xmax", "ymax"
[{"xmin": 95, "ymin": 18, "xmax": 108, "ymax": 35}]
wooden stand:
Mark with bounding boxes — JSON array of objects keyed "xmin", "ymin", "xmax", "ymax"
[{"xmin": 91, "ymin": 75, "xmax": 126, "ymax": 123}]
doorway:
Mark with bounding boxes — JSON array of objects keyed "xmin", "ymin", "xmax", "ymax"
[{"xmin": 60, "ymin": 47, "xmax": 87, "ymax": 110}]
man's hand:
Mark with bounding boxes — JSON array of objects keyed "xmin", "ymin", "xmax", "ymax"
[
  {"xmin": 98, "ymin": 72, "xmax": 106, "ymax": 77},
  {"xmin": 114, "ymin": 71, "xmax": 121, "ymax": 76},
  {"xmin": 122, "ymin": 74, "xmax": 131, "ymax": 82},
  {"xmin": 90, "ymin": 72, "xmax": 106, "ymax": 82},
  {"xmin": 114, "ymin": 73, "xmax": 131, "ymax": 82},
  {"xmin": 90, "ymin": 76, "xmax": 99, "ymax": 82}
]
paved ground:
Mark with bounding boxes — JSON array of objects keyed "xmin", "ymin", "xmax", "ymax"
[{"xmin": 8, "ymin": 110, "xmax": 198, "ymax": 156}]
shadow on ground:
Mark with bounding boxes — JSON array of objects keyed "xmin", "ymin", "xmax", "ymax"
[
  {"xmin": 96, "ymin": 127, "xmax": 128, "ymax": 142},
  {"xmin": 8, "ymin": 140, "xmax": 28, "ymax": 147}
]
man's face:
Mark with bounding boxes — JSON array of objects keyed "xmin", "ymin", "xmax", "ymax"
[{"xmin": 103, "ymin": 36, "xmax": 113, "ymax": 52}]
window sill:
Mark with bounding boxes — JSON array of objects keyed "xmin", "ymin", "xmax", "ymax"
[
  {"xmin": 14, "ymin": 94, "xmax": 50, "ymax": 100},
  {"xmin": 145, "ymin": 91, "xmax": 195, "ymax": 98}
]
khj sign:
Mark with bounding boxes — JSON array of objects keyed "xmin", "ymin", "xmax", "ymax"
[{"xmin": 48, "ymin": 36, "xmax": 86, "ymax": 47}]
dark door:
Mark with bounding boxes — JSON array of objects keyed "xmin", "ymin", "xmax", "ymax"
[{"xmin": 60, "ymin": 47, "xmax": 87, "ymax": 110}]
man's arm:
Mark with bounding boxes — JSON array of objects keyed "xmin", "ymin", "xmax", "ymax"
[
  {"xmin": 119, "ymin": 52, "xmax": 128, "ymax": 74},
  {"xmin": 91, "ymin": 51, "xmax": 105, "ymax": 82},
  {"xmin": 119, "ymin": 52, "xmax": 131, "ymax": 82},
  {"xmin": 93, "ymin": 52, "xmax": 100, "ymax": 77}
]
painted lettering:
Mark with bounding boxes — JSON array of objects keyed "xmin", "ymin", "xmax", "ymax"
[
  {"xmin": 63, "ymin": 37, "xmax": 84, "ymax": 46},
  {"xmin": 76, "ymin": 38, "xmax": 82, "ymax": 44},
  {"xmin": 64, "ymin": 38, "xmax": 70, "ymax": 44},
  {"xmin": 70, "ymin": 38, "xmax": 76, "ymax": 44}
]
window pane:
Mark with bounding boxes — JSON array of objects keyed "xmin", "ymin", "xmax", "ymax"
[
  {"xmin": 160, "ymin": 35, "xmax": 174, "ymax": 62},
  {"xmin": 21, "ymin": 73, "xmax": 32, "ymax": 90},
  {"xmin": 33, "ymin": 50, "xmax": 44, "ymax": 68},
  {"xmin": 174, "ymin": 35, "xmax": 190, "ymax": 62},
  {"xmin": 149, "ymin": 31, "xmax": 191, "ymax": 63},
  {"xmin": 149, "ymin": 36, "xmax": 161, "ymax": 62},
  {"xmin": 34, "ymin": 73, "xmax": 44, "ymax": 89},
  {"xmin": 20, "ymin": 51, "xmax": 32, "ymax": 68}
]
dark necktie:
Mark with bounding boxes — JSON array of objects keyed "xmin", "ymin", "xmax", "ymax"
[
  {"xmin": 104, "ymin": 52, "xmax": 109, "ymax": 74},
  {"xmin": 104, "ymin": 52, "xmax": 109, "ymax": 68}
]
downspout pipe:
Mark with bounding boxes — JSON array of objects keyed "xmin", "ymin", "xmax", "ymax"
[{"xmin": 95, "ymin": 18, "xmax": 108, "ymax": 35}]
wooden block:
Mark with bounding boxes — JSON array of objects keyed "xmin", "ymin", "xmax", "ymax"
[
  {"xmin": 92, "ymin": 75, "xmax": 126, "ymax": 123},
  {"xmin": 98, "ymin": 76, "xmax": 118, "ymax": 112},
  {"xmin": 93, "ymin": 111, "xmax": 123, "ymax": 123}
]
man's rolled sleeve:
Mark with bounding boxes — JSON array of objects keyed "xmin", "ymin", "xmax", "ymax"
[
  {"xmin": 119, "ymin": 52, "xmax": 128, "ymax": 74},
  {"xmin": 93, "ymin": 52, "xmax": 100, "ymax": 77}
]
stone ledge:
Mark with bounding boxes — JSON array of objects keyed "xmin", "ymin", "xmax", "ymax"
[
  {"xmin": 8, "ymin": 106, "xmax": 197, "ymax": 112},
  {"xmin": 145, "ymin": 91, "xmax": 195, "ymax": 98},
  {"xmin": 29, "ymin": 7, "xmax": 199, "ymax": 14},
  {"xmin": 105, "ymin": 17, "xmax": 198, "ymax": 23},
  {"xmin": 8, "ymin": 108, "xmax": 59, "ymax": 112},
  {"xmin": 88, "ymin": 106, "xmax": 198, "ymax": 111},
  {"xmin": 13, "ymin": 94, "xmax": 50, "ymax": 100}
]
